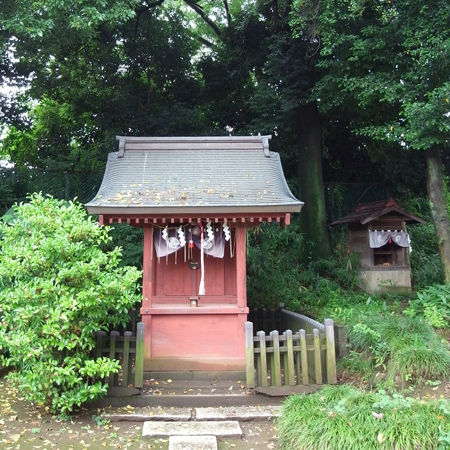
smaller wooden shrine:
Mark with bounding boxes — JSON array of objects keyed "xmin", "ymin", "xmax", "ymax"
[
  {"xmin": 86, "ymin": 136, "xmax": 302, "ymax": 373},
  {"xmin": 331, "ymin": 199, "xmax": 425, "ymax": 292}
]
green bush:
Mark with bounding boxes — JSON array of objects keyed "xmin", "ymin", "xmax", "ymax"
[
  {"xmin": 278, "ymin": 385, "xmax": 449, "ymax": 450},
  {"xmin": 405, "ymin": 284, "xmax": 449, "ymax": 329},
  {"xmin": 246, "ymin": 222, "xmax": 360, "ymax": 310},
  {"xmin": 348, "ymin": 315, "xmax": 449, "ymax": 383},
  {"xmin": 247, "ymin": 223, "xmax": 305, "ymax": 308},
  {"xmin": 0, "ymin": 194, "xmax": 141, "ymax": 414},
  {"xmin": 409, "ymin": 224, "xmax": 443, "ymax": 287}
]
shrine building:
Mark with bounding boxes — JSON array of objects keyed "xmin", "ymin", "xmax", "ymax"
[
  {"xmin": 86, "ymin": 135, "xmax": 303, "ymax": 373},
  {"xmin": 331, "ymin": 199, "xmax": 425, "ymax": 293}
]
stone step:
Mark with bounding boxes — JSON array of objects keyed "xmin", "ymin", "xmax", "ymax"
[
  {"xmin": 169, "ymin": 435, "xmax": 217, "ymax": 450},
  {"xmin": 143, "ymin": 379, "xmax": 249, "ymax": 396},
  {"xmin": 103, "ymin": 405, "xmax": 280, "ymax": 422},
  {"xmin": 195, "ymin": 405, "xmax": 280, "ymax": 421},
  {"xmin": 92, "ymin": 392, "xmax": 283, "ymax": 409},
  {"xmin": 142, "ymin": 420, "xmax": 242, "ymax": 438}
]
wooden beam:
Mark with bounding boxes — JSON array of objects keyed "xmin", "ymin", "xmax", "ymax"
[
  {"xmin": 99, "ymin": 215, "xmax": 104, "ymax": 226},
  {"xmin": 142, "ymin": 227, "xmax": 154, "ymax": 309},
  {"xmin": 236, "ymin": 225, "xmax": 247, "ymax": 308}
]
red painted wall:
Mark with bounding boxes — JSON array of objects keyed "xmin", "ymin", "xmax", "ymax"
[{"xmin": 141, "ymin": 226, "xmax": 247, "ymax": 372}]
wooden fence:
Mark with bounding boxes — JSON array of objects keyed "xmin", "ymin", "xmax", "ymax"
[
  {"xmin": 245, "ymin": 319, "xmax": 337, "ymax": 388},
  {"xmin": 94, "ymin": 322, "xmax": 145, "ymax": 389}
]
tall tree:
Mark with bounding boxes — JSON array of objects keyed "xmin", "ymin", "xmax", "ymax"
[
  {"xmin": 199, "ymin": 1, "xmax": 332, "ymax": 257},
  {"xmin": 2, "ymin": 0, "xmax": 333, "ymax": 258},
  {"xmin": 292, "ymin": 0, "xmax": 450, "ymax": 281}
]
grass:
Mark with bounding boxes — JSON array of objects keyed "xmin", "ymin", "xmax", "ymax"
[
  {"xmin": 309, "ymin": 291, "xmax": 449, "ymax": 384},
  {"xmin": 349, "ymin": 314, "xmax": 450, "ymax": 383},
  {"xmin": 278, "ymin": 385, "xmax": 449, "ymax": 450}
]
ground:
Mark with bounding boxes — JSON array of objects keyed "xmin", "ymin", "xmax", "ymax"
[
  {"xmin": 1, "ymin": 372, "xmax": 448, "ymax": 449},
  {"xmin": 0, "ymin": 378, "xmax": 278, "ymax": 449}
]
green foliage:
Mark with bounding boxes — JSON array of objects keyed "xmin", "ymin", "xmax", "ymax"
[
  {"xmin": 247, "ymin": 223, "xmax": 304, "ymax": 309},
  {"xmin": 278, "ymin": 385, "xmax": 449, "ymax": 450},
  {"xmin": 106, "ymin": 224, "xmax": 143, "ymax": 269},
  {"xmin": 0, "ymin": 194, "xmax": 141, "ymax": 414},
  {"xmin": 247, "ymin": 223, "xmax": 360, "ymax": 310},
  {"xmin": 405, "ymin": 284, "xmax": 450, "ymax": 329},
  {"xmin": 292, "ymin": 0, "xmax": 449, "ymax": 153},
  {"xmin": 313, "ymin": 291, "xmax": 449, "ymax": 383},
  {"xmin": 348, "ymin": 315, "xmax": 449, "ymax": 383},
  {"xmin": 409, "ymin": 224, "xmax": 443, "ymax": 287}
]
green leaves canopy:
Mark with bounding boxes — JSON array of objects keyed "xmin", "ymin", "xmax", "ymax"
[{"xmin": 292, "ymin": 0, "xmax": 450, "ymax": 151}]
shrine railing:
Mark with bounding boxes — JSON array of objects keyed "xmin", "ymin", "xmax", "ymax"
[
  {"xmin": 245, "ymin": 319, "xmax": 337, "ymax": 388},
  {"xmin": 94, "ymin": 322, "xmax": 145, "ymax": 389}
]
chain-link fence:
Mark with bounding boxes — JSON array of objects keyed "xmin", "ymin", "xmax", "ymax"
[
  {"xmin": 0, "ymin": 166, "xmax": 386, "ymax": 221},
  {"xmin": 0, "ymin": 167, "xmax": 104, "ymax": 214}
]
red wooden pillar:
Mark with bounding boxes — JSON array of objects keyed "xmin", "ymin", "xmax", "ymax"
[
  {"xmin": 141, "ymin": 226, "xmax": 154, "ymax": 368},
  {"xmin": 142, "ymin": 226, "xmax": 154, "ymax": 308},
  {"xmin": 235, "ymin": 225, "xmax": 247, "ymax": 308}
]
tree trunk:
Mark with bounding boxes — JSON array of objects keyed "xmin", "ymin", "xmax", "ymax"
[
  {"xmin": 426, "ymin": 148, "xmax": 450, "ymax": 283},
  {"xmin": 297, "ymin": 103, "xmax": 331, "ymax": 258}
]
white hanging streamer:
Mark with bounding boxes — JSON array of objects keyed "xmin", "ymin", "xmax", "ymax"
[
  {"xmin": 162, "ymin": 226, "xmax": 168, "ymax": 242},
  {"xmin": 198, "ymin": 224, "xmax": 205, "ymax": 296},
  {"xmin": 177, "ymin": 226, "xmax": 186, "ymax": 247},
  {"xmin": 223, "ymin": 223, "xmax": 230, "ymax": 241},
  {"xmin": 206, "ymin": 221, "xmax": 214, "ymax": 241}
]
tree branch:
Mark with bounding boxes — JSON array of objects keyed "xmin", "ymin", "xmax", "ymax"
[
  {"xmin": 144, "ymin": 0, "xmax": 165, "ymax": 8},
  {"xmin": 183, "ymin": 1, "xmax": 222, "ymax": 39},
  {"xmin": 194, "ymin": 34, "xmax": 218, "ymax": 49},
  {"xmin": 223, "ymin": 0, "xmax": 231, "ymax": 27}
]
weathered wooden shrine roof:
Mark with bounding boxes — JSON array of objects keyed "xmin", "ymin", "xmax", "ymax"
[
  {"xmin": 330, "ymin": 198, "xmax": 425, "ymax": 226},
  {"xmin": 86, "ymin": 136, "xmax": 303, "ymax": 217}
]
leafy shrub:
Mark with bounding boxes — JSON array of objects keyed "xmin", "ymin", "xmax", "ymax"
[
  {"xmin": 247, "ymin": 223, "xmax": 305, "ymax": 308},
  {"xmin": 348, "ymin": 315, "xmax": 449, "ymax": 383},
  {"xmin": 409, "ymin": 224, "xmax": 443, "ymax": 287},
  {"xmin": 278, "ymin": 385, "xmax": 449, "ymax": 450},
  {"xmin": 106, "ymin": 223, "xmax": 143, "ymax": 269},
  {"xmin": 405, "ymin": 284, "xmax": 449, "ymax": 329},
  {"xmin": 400, "ymin": 196, "xmax": 443, "ymax": 287},
  {"xmin": 0, "ymin": 194, "xmax": 141, "ymax": 414},
  {"xmin": 247, "ymin": 222, "xmax": 360, "ymax": 310}
]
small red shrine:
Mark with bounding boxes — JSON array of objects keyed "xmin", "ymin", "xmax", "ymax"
[{"xmin": 86, "ymin": 136, "xmax": 303, "ymax": 373}]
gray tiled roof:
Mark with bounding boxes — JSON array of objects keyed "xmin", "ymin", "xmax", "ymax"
[{"xmin": 85, "ymin": 136, "xmax": 303, "ymax": 215}]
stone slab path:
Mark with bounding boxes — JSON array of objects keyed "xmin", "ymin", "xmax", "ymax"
[
  {"xmin": 103, "ymin": 405, "xmax": 280, "ymax": 422},
  {"xmin": 169, "ymin": 435, "xmax": 218, "ymax": 450},
  {"xmin": 142, "ymin": 420, "xmax": 243, "ymax": 438}
]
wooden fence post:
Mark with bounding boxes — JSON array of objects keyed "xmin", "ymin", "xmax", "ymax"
[
  {"xmin": 313, "ymin": 328, "xmax": 323, "ymax": 385},
  {"xmin": 295, "ymin": 332, "xmax": 301, "ymax": 384},
  {"xmin": 135, "ymin": 322, "xmax": 145, "ymax": 389},
  {"xmin": 270, "ymin": 330, "xmax": 281, "ymax": 387},
  {"xmin": 325, "ymin": 319, "xmax": 337, "ymax": 384},
  {"xmin": 95, "ymin": 331, "xmax": 106, "ymax": 358},
  {"xmin": 130, "ymin": 309, "xmax": 137, "ymax": 335},
  {"xmin": 122, "ymin": 331, "xmax": 132, "ymax": 388},
  {"xmin": 109, "ymin": 331, "xmax": 119, "ymax": 386},
  {"xmin": 245, "ymin": 321, "xmax": 255, "ymax": 388},
  {"xmin": 300, "ymin": 329, "xmax": 309, "ymax": 385},
  {"xmin": 257, "ymin": 331, "xmax": 268, "ymax": 387},
  {"xmin": 285, "ymin": 329, "xmax": 295, "ymax": 386},
  {"xmin": 279, "ymin": 302, "xmax": 285, "ymax": 330}
]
